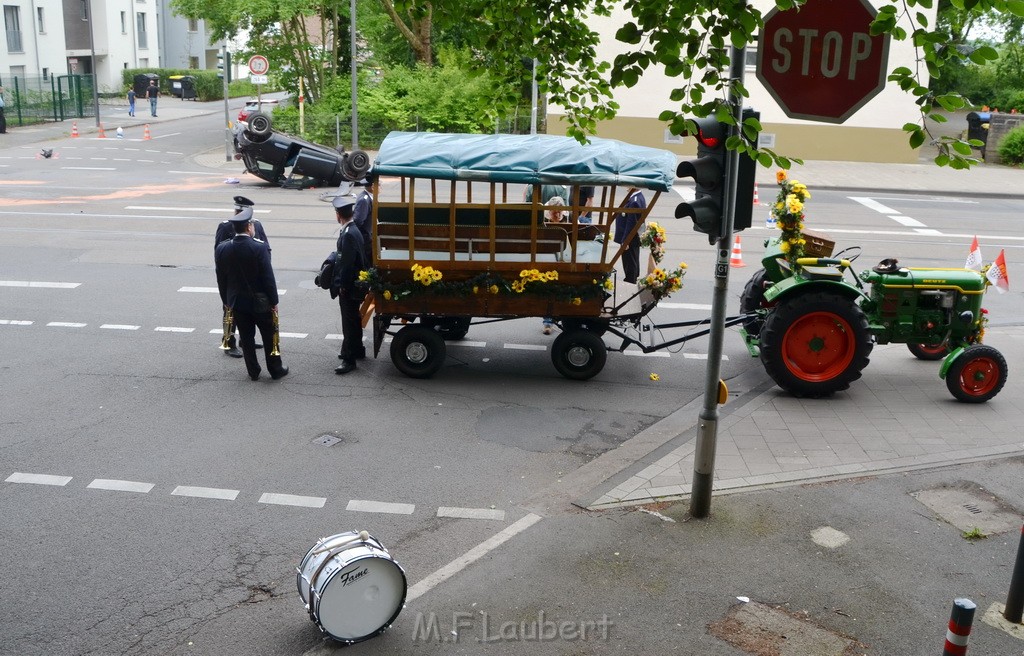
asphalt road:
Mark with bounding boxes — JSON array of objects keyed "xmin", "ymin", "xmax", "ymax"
[{"xmin": 2, "ymin": 116, "xmax": 1023, "ymax": 654}]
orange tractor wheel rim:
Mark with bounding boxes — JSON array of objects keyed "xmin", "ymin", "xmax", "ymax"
[
  {"xmin": 957, "ymin": 356, "xmax": 1000, "ymax": 397},
  {"xmin": 781, "ymin": 311, "xmax": 855, "ymax": 382}
]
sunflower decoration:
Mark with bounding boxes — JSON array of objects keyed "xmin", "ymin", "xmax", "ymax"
[
  {"xmin": 637, "ymin": 262, "xmax": 688, "ymax": 301},
  {"xmin": 639, "ymin": 221, "xmax": 668, "ymax": 264},
  {"xmin": 771, "ymin": 170, "xmax": 810, "ymax": 269}
]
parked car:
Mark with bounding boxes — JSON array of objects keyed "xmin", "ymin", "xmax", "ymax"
[
  {"xmin": 233, "ymin": 112, "xmax": 370, "ymax": 188},
  {"xmin": 238, "ymin": 98, "xmax": 281, "ymax": 124}
]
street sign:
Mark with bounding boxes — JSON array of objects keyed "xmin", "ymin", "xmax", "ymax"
[
  {"xmin": 250, "ymin": 74, "xmax": 268, "ymax": 85},
  {"xmin": 756, "ymin": 0, "xmax": 891, "ymax": 124},
  {"xmin": 248, "ymin": 55, "xmax": 269, "ymax": 76}
]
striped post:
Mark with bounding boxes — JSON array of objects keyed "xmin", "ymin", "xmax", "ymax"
[
  {"xmin": 942, "ymin": 598, "xmax": 976, "ymax": 656},
  {"xmin": 1004, "ymin": 524, "xmax": 1024, "ymax": 624}
]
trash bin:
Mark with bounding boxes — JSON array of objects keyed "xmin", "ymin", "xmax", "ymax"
[
  {"xmin": 966, "ymin": 111, "xmax": 991, "ymax": 145},
  {"xmin": 168, "ymin": 75, "xmax": 197, "ymax": 100},
  {"xmin": 133, "ymin": 73, "xmax": 159, "ymax": 99}
]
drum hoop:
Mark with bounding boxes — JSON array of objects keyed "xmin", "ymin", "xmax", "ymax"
[{"xmin": 314, "ymin": 554, "xmax": 408, "ymax": 644}]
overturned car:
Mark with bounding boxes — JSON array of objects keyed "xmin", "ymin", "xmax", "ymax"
[{"xmin": 233, "ymin": 112, "xmax": 370, "ymax": 188}]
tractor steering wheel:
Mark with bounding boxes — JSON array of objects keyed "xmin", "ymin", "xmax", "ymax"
[{"xmin": 833, "ymin": 246, "xmax": 862, "ymax": 262}]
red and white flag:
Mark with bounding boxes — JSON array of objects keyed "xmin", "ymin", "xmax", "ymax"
[
  {"xmin": 986, "ymin": 249, "xmax": 1010, "ymax": 294},
  {"xmin": 965, "ymin": 235, "xmax": 983, "ymax": 271}
]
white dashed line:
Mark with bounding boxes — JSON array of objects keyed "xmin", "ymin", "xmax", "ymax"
[
  {"xmin": 437, "ymin": 507, "xmax": 506, "ymax": 521},
  {"xmin": 682, "ymin": 352, "xmax": 730, "ymax": 361},
  {"xmin": 849, "ymin": 197, "xmax": 898, "ymax": 214},
  {"xmin": 0, "ymin": 280, "xmax": 81, "ymax": 288},
  {"xmin": 101, "ymin": 324, "xmax": 140, "ymax": 330},
  {"xmin": 62, "ymin": 166, "xmax": 116, "ymax": 170},
  {"xmin": 280, "ymin": 332, "xmax": 308, "ymax": 339},
  {"xmin": 0, "ymin": 319, "xmax": 33, "ymax": 325},
  {"xmin": 47, "ymin": 322, "xmax": 87, "ymax": 328},
  {"xmin": 658, "ymin": 302, "xmax": 713, "ymax": 310},
  {"xmin": 171, "ymin": 485, "xmax": 239, "ymax": 500},
  {"xmin": 87, "ymin": 479, "xmax": 154, "ymax": 493},
  {"xmin": 503, "ymin": 343, "xmax": 547, "ymax": 351},
  {"xmin": 622, "ymin": 349, "xmax": 671, "ymax": 358},
  {"xmin": 259, "ymin": 493, "xmax": 327, "ymax": 508},
  {"xmin": 178, "ymin": 286, "xmax": 219, "ymax": 293},
  {"xmin": 154, "ymin": 326, "xmax": 195, "ymax": 333},
  {"xmin": 346, "ymin": 499, "xmax": 415, "ymax": 515},
  {"xmin": 6, "ymin": 472, "xmax": 73, "ymax": 486},
  {"xmin": 448, "ymin": 340, "xmax": 487, "ymax": 348},
  {"xmin": 325, "ymin": 334, "xmax": 343, "ymax": 340},
  {"xmin": 888, "ymin": 215, "xmax": 927, "ymax": 227}
]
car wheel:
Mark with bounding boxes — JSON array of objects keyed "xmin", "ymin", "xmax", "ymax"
[{"xmin": 247, "ymin": 112, "xmax": 272, "ymax": 140}]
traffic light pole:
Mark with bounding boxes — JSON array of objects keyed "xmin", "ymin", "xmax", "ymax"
[
  {"xmin": 222, "ymin": 45, "xmax": 231, "ymax": 163},
  {"xmin": 689, "ymin": 41, "xmax": 747, "ymax": 519}
]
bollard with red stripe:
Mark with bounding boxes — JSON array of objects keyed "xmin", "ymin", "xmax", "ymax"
[{"xmin": 943, "ymin": 598, "xmax": 976, "ymax": 656}]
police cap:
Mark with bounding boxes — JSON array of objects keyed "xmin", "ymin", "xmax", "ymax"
[
  {"xmin": 233, "ymin": 196, "xmax": 255, "ymax": 211},
  {"xmin": 229, "ymin": 206, "xmax": 254, "ymax": 225},
  {"xmin": 332, "ymin": 195, "xmax": 356, "ymax": 212}
]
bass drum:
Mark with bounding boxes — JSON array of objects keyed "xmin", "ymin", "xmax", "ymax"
[{"xmin": 296, "ymin": 531, "xmax": 407, "ymax": 644}]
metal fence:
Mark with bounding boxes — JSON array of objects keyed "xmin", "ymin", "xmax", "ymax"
[{"xmin": 0, "ymin": 74, "xmax": 97, "ymax": 127}]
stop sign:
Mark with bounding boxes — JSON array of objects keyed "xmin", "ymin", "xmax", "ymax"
[{"xmin": 756, "ymin": 0, "xmax": 891, "ymax": 123}]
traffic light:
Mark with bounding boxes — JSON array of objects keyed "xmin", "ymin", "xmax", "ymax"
[
  {"xmin": 675, "ymin": 117, "xmax": 727, "ymax": 244},
  {"xmin": 217, "ymin": 51, "xmax": 231, "ymax": 82}
]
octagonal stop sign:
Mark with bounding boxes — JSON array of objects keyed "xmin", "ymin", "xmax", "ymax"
[{"xmin": 756, "ymin": 0, "xmax": 891, "ymax": 123}]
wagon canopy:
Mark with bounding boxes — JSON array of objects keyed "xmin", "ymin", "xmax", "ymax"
[{"xmin": 372, "ymin": 131, "xmax": 679, "ymax": 193}]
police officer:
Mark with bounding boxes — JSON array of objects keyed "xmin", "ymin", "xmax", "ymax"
[
  {"xmin": 352, "ymin": 177, "xmax": 374, "ymax": 266},
  {"xmin": 215, "ymin": 207, "xmax": 288, "ymax": 381},
  {"xmin": 331, "ymin": 195, "xmax": 366, "ymax": 375},
  {"xmin": 216, "ymin": 196, "xmax": 269, "ymax": 357}
]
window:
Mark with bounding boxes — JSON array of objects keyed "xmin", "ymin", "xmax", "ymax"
[
  {"xmin": 79, "ymin": 0, "xmax": 86, "ymax": 20},
  {"xmin": 42, "ymin": 67, "xmax": 48, "ymax": 79},
  {"xmin": 36, "ymin": 6, "xmax": 43, "ymax": 33},
  {"xmin": 189, "ymin": 56, "xmax": 198, "ymax": 69},
  {"xmin": 136, "ymin": 12, "xmax": 146, "ymax": 48},
  {"xmin": 4, "ymin": 5, "xmax": 23, "ymax": 53},
  {"xmin": 120, "ymin": 11, "xmax": 126, "ymax": 34},
  {"xmin": 745, "ymin": 35, "xmax": 759, "ymax": 70},
  {"xmin": 188, "ymin": 17, "xmax": 197, "ymax": 32}
]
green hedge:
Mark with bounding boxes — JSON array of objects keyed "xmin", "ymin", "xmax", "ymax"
[{"xmin": 997, "ymin": 125, "xmax": 1024, "ymax": 166}]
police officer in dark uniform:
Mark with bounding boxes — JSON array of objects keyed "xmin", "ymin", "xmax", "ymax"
[
  {"xmin": 216, "ymin": 196, "xmax": 269, "ymax": 357},
  {"xmin": 215, "ymin": 207, "xmax": 288, "ymax": 381},
  {"xmin": 331, "ymin": 196, "xmax": 366, "ymax": 374},
  {"xmin": 352, "ymin": 178, "xmax": 374, "ymax": 266}
]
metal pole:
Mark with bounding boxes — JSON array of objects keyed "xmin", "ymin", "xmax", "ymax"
[
  {"xmin": 942, "ymin": 598, "xmax": 976, "ymax": 656},
  {"xmin": 84, "ymin": 0, "xmax": 100, "ymax": 127},
  {"xmin": 222, "ymin": 45, "xmax": 231, "ymax": 162},
  {"xmin": 1005, "ymin": 524, "xmax": 1024, "ymax": 623},
  {"xmin": 689, "ymin": 37, "xmax": 747, "ymax": 519},
  {"xmin": 350, "ymin": 0, "xmax": 359, "ymax": 149},
  {"xmin": 530, "ymin": 58, "xmax": 538, "ymax": 135}
]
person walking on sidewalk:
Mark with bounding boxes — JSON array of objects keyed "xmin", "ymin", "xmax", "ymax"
[
  {"xmin": 215, "ymin": 208, "xmax": 288, "ymax": 381},
  {"xmin": 126, "ymin": 87, "xmax": 136, "ymax": 117},
  {"xmin": 0, "ymin": 86, "xmax": 7, "ymax": 134},
  {"xmin": 146, "ymin": 81, "xmax": 159, "ymax": 117},
  {"xmin": 330, "ymin": 196, "xmax": 367, "ymax": 375}
]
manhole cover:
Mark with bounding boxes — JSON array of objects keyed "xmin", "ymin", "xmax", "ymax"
[
  {"xmin": 708, "ymin": 601, "xmax": 864, "ymax": 655},
  {"xmin": 912, "ymin": 485, "xmax": 1023, "ymax": 536},
  {"xmin": 313, "ymin": 434, "xmax": 342, "ymax": 447}
]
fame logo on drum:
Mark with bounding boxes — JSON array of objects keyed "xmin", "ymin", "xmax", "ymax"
[{"xmin": 338, "ymin": 566, "xmax": 369, "ymax": 587}]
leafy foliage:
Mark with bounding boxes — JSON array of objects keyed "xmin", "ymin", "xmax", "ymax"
[{"xmin": 997, "ymin": 124, "xmax": 1024, "ymax": 165}]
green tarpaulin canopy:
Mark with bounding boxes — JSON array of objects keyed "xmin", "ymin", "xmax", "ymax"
[{"xmin": 372, "ymin": 131, "xmax": 678, "ymax": 192}]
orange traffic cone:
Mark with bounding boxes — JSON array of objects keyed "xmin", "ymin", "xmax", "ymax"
[
  {"xmin": 143, "ymin": 124, "xmax": 152, "ymax": 140},
  {"xmin": 97, "ymin": 123, "xmax": 107, "ymax": 138},
  {"xmin": 71, "ymin": 122, "xmax": 80, "ymax": 138},
  {"xmin": 729, "ymin": 235, "xmax": 746, "ymax": 268},
  {"xmin": 752, "ymin": 182, "xmax": 760, "ymax": 205}
]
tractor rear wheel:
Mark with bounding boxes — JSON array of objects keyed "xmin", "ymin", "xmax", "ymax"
[
  {"xmin": 759, "ymin": 292, "xmax": 873, "ymax": 397},
  {"xmin": 908, "ymin": 341, "xmax": 950, "ymax": 361},
  {"xmin": 739, "ymin": 268, "xmax": 773, "ymax": 336},
  {"xmin": 945, "ymin": 345, "xmax": 1007, "ymax": 403}
]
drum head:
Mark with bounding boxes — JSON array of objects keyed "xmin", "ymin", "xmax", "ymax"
[{"xmin": 317, "ymin": 554, "xmax": 407, "ymax": 642}]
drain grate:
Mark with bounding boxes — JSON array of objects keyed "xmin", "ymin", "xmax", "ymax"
[
  {"xmin": 313, "ymin": 434, "xmax": 342, "ymax": 447},
  {"xmin": 912, "ymin": 485, "xmax": 1023, "ymax": 537}
]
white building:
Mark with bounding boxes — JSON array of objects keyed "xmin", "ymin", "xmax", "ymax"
[{"xmin": 548, "ymin": 1, "xmax": 934, "ymax": 163}]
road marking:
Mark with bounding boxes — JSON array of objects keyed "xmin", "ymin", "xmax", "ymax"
[
  {"xmin": 47, "ymin": 321, "xmax": 87, "ymax": 328},
  {"xmin": 658, "ymin": 302, "xmax": 713, "ymax": 310},
  {"xmin": 346, "ymin": 499, "xmax": 415, "ymax": 515},
  {"xmin": 280, "ymin": 332, "xmax": 307, "ymax": 339},
  {"xmin": 171, "ymin": 485, "xmax": 239, "ymax": 500},
  {"xmin": 448, "ymin": 340, "xmax": 487, "ymax": 348},
  {"xmin": 888, "ymin": 215, "xmax": 927, "ymax": 227},
  {"xmin": 130, "ymin": 206, "xmax": 270, "ymax": 213},
  {"xmin": 0, "ymin": 319, "xmax": 33, "ymax": 325},
  {"xmin": 6, "ymin": 472, "xmax": 73, "ymax": 486},
  {"xmin": 179, "ymin": 287, "xmax": 219, "ymax": 293},
  {"xmin": 61, "ymin": 166, "xmax": 117, "ymax": 171},
  {"xmin": 622, "ymin": 349, "xmax": 671, "ymax": 358},
  {"xmin": 166, "ymin": 171, "xmax": 228, "ymax": 176},
  {"xmin": 325, "ymin": 334, "xmax": 343, "ymax": 340},
  {"xmin": 683, "ymin": 352, "xmax": 730, "ymax": 361},
  {"xmin": 503, "ymin": 343, "xmax": 547, "ymax": 351},
  {"xmin": 87, "ymin": 479, "xmax": 154, "ymax": 493},
  {"xmin": 437, "ymin": 507, "xmax": 506, "ymax": 521},
  {"xmin": 0, "ymin": 280, "xmax": 80, "ymax": 288},
  {"xmin": 849, "ymin": 197, "xmax": 898, "ymax": 214},
  {"xmin": 101, "ymin": 324, "xmax": 140, "ymax": 330},
  {"xmin": 406, "ymin": 513, "xmax": 542, "ymax": 603},
  {"xmin": 259, "ymin": 493, "xmax": 327, "ymax": 508},
  {"xmin": 154, "ymin": 326, "xmax": 194, "ymax": 333},
  {"xmin": 810, "ymin": 526, "xmax": 850, "ymax": 549}
]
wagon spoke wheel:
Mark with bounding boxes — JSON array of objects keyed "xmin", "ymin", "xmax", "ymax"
[
  {"xmin": 945, "ymin": 345, "xmax": 1007, "ymax": 403},
  {"xmin": 759, "ymin": 291, "xmax": 873, "ymax": 397},
  {"xmin": 390, "ymin": 325, "xmax": 446, "ymax": 379},
  {"xmin": 551, "ymin": 330, "xmax": 607, "ymax": 380}
]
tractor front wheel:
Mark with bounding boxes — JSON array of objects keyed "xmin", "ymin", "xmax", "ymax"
[
  {"xmin": 759, "ymin": 292, "xmax": 873, "ymax": 397},
  {"xmin": 945, "ymin": 345, "xmax": 1007, "ymax": 403}
]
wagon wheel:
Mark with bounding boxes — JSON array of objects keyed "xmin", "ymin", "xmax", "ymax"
[
  {"xmin": 390, "ymin": 325, "xmax": 446, "ymax": 379},
  {"xmin": 738, "ymin": 268, "xmax": 774, "ymax": 337},
  {"xmin": 247, "ymin": 112, "xmax": 273, "ymax": 139},
  {"xmin": 945, "ymin": 345, "xmax": 1007, "ymax": 403},
  {"xmin": 907, "ymin": 341, "xmax": 950, "ymax": 361},
  {"xmin": 422, "ymin": 316, "xmax": 471, "ymax": 341},
  {"xmin": 551, "ymin": 330, "xmax": 607, "ymax": 380},
  {"xmin": 759, "ymin": 291, "xmax": 873, "ymax": 397}
]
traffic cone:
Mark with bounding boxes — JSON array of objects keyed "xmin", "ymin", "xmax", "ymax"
[
  {"xmin": 143, "ymin": 124, "xmax": 152, "ymax": 140},
  {"xmin": 729, "ymin": 235, "xmax": 746, "ymax": 268},
  {"xmin": 71, "ymin": 122, "xmax": 79, "ymax": 138},
  {"xmin": 753, "ymin": 182, "xmax": 760, "ymax": 205},
  {"xmin": 97, "ymin": 123, "xmax": 107, "ymax": 138}
]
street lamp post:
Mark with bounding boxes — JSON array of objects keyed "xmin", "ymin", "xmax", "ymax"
[
  {"xmin": 83, "ymin": 0, "xmax": 101, "ymax": 128},
  {"xmin": 350, "ymin": 0, "xmax": 358, "ymax": 150}
]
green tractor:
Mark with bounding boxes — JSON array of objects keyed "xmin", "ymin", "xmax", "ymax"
[{"xmin": 739, "ymin": 234, "xmax": 1007, "ymax": 403}]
